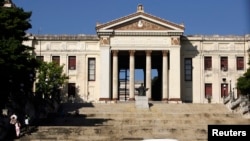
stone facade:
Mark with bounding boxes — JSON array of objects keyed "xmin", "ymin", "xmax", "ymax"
[{"xmin": 24, "ymin": 5, "xmax": 250, "ymax": 104}]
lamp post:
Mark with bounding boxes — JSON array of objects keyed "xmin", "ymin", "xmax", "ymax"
[
  {"xmin": 232, "ymin": 88, "xmax": 235, "ymax": 100},
  {"xmin": 222, "ymin": 78, "xmax": 227, "ymax": 98},
  {"xmin": 229, "ymin": 80, "xmax": 233, "ymax": 100}
]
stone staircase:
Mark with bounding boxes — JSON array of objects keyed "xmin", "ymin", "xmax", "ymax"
[{"xmin": 15, "ymin": 102, "xmax": 250, "ymax": 141}]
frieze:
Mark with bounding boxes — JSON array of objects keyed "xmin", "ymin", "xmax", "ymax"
[
  {"xmin": 218, "ymin": 43, "xmax": 230, "ymax": 50},
  {"xmin": 234, "ymin": 43, "xmax": 245, "ymax": 50},
  {"xmin": 111, "ymin": 36, "xmax": 171, "ymax": 47},
  {"xmin": 67, "ymin": 43, "xmax": 78, "ymax": 50}
]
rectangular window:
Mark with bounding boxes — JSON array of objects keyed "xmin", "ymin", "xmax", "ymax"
[
  {"xmin": 184, "ymin": 58, "xmax": 192, "ymax": 81},
  {"xmin": 36, "ymin": 56, "xmax": 44, "ymax": 62},
  {"xmin": 68, "ymin": 56, "xmax": 76, "ymax": 70},
  {"xmin": 52, "ymin": 56, "xmax": 60, "ymax": 65},
  {"xmin": 221, "ymin": 83, "xmax": 228, "ymax": 97},
  {"xmin": 220, "ymin": 57, "xmax": 228, "ymax": 71},
  {"xmin": 236, "ymin": 57, "xmax": 244, "ymax": 70},
  {"xmin": 204, "ymin": 56, "xmax": 212, "ymax": 70},
  {"xmin": 205, "ymin": 83, "xmax": 212, "ymax": 98},
  {"xmin": 68, "ymin": 83, "xmax": 76, "ymax": 97},
  {"xmin": 88, "ymin": 58, "xmax": 96, "ymax": 81}
]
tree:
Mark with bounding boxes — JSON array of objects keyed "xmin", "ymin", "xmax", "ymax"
[
  {"xmin": 35, "ymin": 62, "xmax": 68, "ymax": 102},
  {"xmin": 237, "ymin": 54, "xmax": 250, "ymax": 99},
  {"xmin": 0, "ymin": 1, "xmax": 39, "ymax": 109},
  {"xmin": 0, "ymin": 0, "xmax": 3, "ymax": 6}
]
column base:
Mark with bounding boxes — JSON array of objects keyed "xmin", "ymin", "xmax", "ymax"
[
  {"xmin": 162, "ymin": 98, "xmax": 169, "ymax": 103},
  {"xmin": 168, "ymin": 98, "xmax": 182, "ymax": 103},
  {"xmin": 129, "ymin": 98, "xmax": 135, "ymax": 101},
  {"xmin": 112, "ymin": 98, "xmax": 118, "ymax": 103},
  {"xmin": 99, "ymin": 98, "xmax": 111, "ymax": 101}
]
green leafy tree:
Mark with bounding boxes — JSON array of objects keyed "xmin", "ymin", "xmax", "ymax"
[
  {"xmin": 0, "ymin": 0, "xmax": 3, "ymax": 6},
  {"xmin": 237, "ymin": 55, "xmax": 250, "ymax": 99},
  {"xmin": 0, "ymin": 1, "xmax": 39, "ymax": 109},
  {"xmin": 36, "ymin": 62, "xmax": 68, "ymax": 102}
]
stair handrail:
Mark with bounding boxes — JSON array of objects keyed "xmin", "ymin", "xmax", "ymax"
[
  {"xmin": 241, "ymin": 104, "xmax": 250, "ymax": 115},
  {"xmin": 223, "ymin": 95, "xmax": 231, "ymax": 104},
  {"xmin": 230, "ymin": 97, "xmax": 242, "ymax": 110}
]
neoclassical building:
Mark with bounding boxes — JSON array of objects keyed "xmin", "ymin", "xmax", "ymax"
[{"xmin": 24, "ymin": 5, "xmax": 250, "ymax": 103}]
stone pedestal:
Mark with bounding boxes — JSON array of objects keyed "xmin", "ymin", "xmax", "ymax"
[{"xmin": 135, "ymin": 96, "xmax": 149, "ymax": 109}]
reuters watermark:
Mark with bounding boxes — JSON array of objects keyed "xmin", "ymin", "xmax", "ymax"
[{"xmin": 208, "ymin": 125, "xmax": 249, "ymax": 140}]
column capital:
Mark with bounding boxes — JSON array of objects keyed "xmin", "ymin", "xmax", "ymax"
[
  {"xmin": 146, "ymin": 50, "xmax": 152, "ymax": 56},
  {"xmin": 112, "ymin": 50, "xmax": 119, "ymax": 55},
  {"xmin": 129, "ymin": 50, "xmax": 135, "ymax": 55},
  {"xmin": 162, "ymin": 50, "xmax": 169, "ymax": 56},
  {"xmin": 100, "ymin": 36, "xmax": 110, "ymax": 46}
]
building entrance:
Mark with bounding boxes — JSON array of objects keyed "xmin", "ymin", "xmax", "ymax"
[{"xmin": 113, "ymin": 50, "xmax": 165, "ymax": 101}]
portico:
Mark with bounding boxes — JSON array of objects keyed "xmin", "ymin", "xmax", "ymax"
[
  {"xmin": 111, "ymin": 50, "xmax": 170, "ymax": 101},
  {"xmin": 96, "ymin": 5, "xmax": 184, "ymax": 102}
]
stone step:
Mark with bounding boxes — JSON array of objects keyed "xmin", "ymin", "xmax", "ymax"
[
  {"xmin": 13, "ymin": 103, "xmax": 250, "ymax": 141},
  {"xmin": 18, "ymin": 126, "xmax": 208, "ymax": 140},
  {"xmin": 63, "ymin": 103, "xmax": 230, "ymax": 112},
  {"xmin": 79, "ymin": 112, "xmax": 241, "ymax": 119},
  {"xmin": 38, "ymin": 115, "xmax": 248, "ymax": 128},
  {"xmin": 16, "ymin": 128, "xmax": 209, "ymax": 141}
]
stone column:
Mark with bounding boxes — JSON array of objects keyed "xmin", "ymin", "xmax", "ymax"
[
  {"xmin": 99, "ymin": 45, "xmax": 111, "ymax": 101},
  {"xmin": 112, "ymin": 50, "xmax": 118, "ymax": 100},
  {"xmin": 129, "ymin": 50, "xmax": 135, "ymax": 100},
  {"xmin": 162, "ymin": 50, "xmax": 168, "ymax": 101},
  {"xmin": 169, "ymin": 46, "xmax": 181, "ymax": 103},
  {"xmin": 146, "ymin": 50, "xmax": 152, "ymax": 100}
]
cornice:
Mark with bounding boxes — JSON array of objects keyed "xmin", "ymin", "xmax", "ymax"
[
  {"xmin": 33, "ymin": 34, "xmax": 99, "ymax": 41},
  {"xmin": 97, "ymin": 31, "xmax": 183, "ymax": 37},
  {"xmin": 181, "ymin": 35, "xmax": 250, "ymax": 41}
]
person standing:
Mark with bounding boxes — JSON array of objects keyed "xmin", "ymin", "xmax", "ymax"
[
  {"xmin": 24, "ymin": 115, "xmax": 30, "ymax": 134},
  {"xmin": 10, "ymin": 113, "xmax": 17, "ymax": 125},
  {"xmin": 9, "ymin": 113, "xmax": 18, "ymax": 138},
  {"xmin": 14, "ymin": 120, "xmax": 21, "ymax": 138}
]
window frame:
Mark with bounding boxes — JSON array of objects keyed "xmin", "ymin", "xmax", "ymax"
[
  {"xmin": 68, "ymin": 83, "xmax": 76, "ymax": 97},
  {"xmin": 52, "ymin": 56, "xmax": 60, "ymax": 65},
  {"xmin": 205, "ymin": 83, "xmax": 212, "ymax": 98},
  {"xmin": 88, "ymin": 58, "xmax": 96, "ymax": 81},
  {"xmin": 220, "ymin": 57, "xmax": 228, "ymax": 71},
  {"xmin": 36, "ymin": 56, "xmax": 44, "ymax": 62},
  {"xmin": 204, "ymin": 56, "xmax": 212, "ymax": 70},
  {"xmin": 68, "ymin": 56, "xmax": 76, "ymax": 70},
  {"xmin": 236, "ymin": 56, "xmax": 244, "ymax": 70},
  {"xmin": 184, "ymin": 58, "xmax": 192, "ymax": 81}
]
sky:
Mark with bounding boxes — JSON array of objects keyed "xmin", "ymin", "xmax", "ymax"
[{"xmin": 13, "ymin": 0, "xmax": 250, "ymax": 36}]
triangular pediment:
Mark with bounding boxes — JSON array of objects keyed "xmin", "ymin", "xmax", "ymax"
[{"xmin": 96, "ymin": 7, "xmax": 184, "ymax": 34}]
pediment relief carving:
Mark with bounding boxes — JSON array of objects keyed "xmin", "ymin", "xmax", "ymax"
[{"xmin": 112, "ymin": 19, "xmax": 173, "ymax": 30}]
